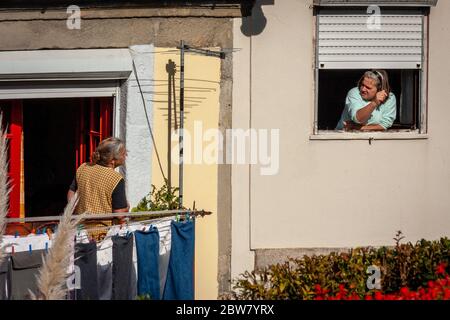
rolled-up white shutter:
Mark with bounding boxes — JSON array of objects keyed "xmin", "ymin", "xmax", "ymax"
[{"xmin": 317, "ymin": 15, "xmax": 424, "ymax": 69}]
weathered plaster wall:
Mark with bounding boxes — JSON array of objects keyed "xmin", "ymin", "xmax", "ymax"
[{"xmin": 0, "ymin": 16, "xmax": 232, "ymax": 50}]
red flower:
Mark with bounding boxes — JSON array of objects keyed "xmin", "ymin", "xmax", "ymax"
[
  {"xmin": 436, "ymin": 263, "xmax": 447, "ymax": 275},
  {"xmin": 312, "ymin": 273, "xmax": 450, "ymax": 300},
  {"xmin": 374, "ymin": 291, "xmax": 383, "ymax": 300},
  {"xmin": 350, "ymin": 293, "xmax": 360, "ymax": 300},
  {"xmin": 444, "ymin": 288, "xmax": 450, "ymax": 300},
  {"xmin": 400, "ymin": 287, "xmax": 410, "ymax": 298}
]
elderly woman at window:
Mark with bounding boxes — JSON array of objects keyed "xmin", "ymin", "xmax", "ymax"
[{"xmin": 336, "ymin": 70, "xmax": 397, "ymax": 132}]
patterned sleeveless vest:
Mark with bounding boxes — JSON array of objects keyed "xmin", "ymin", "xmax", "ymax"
[{"xmin": 75, "ymin": 163, "xmax": 123, "ymax": 215}]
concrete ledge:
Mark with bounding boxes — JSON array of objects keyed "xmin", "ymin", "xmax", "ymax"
[
  {"xmin": 310, "ymin": 131, "xmax": 429, "ymax": 141},
  {"xmin": 255, "ymin": 247, "xmax": 352, "ymax": 270},
  {"xmin": 313, "ymin": 0, "xmax": 438, "ymax": 7},
  {"xmin": 0, "ymin": 8, "xmax": 246, "ymax": 20},
  {"xmin": 0, "ymin": 1, "xmax": 255, "ymax": 17}
]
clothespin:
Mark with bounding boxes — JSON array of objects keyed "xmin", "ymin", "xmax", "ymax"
[
  {"xmin": 31, "ymin": 228, "xmax": 36, "ymax": 234},
  {"xmin": 11, "ymin": 245, "xmax": 14, "ymax": 255},
  {"xmin": 45, "ymin": 242, "xmax": 48, "ymax": 253},
  {"xmin": 29, "ymin": 244, "xmax": 32, "ymax": 255},
  {"xmin": 14, "ymin": 231, "xmax": 19, "ymax": 238}
]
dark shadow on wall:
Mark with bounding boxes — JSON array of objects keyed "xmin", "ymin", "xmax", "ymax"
[
  {"xmin": 241, "ymin": 0, "xmax": 274, "ymax": 37},
  {"xmin": 165, "ymin": 59, "xmax": 177, "ymax": 189}
]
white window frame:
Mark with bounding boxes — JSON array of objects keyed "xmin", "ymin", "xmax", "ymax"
[
  {"xmin": 0, "ymin": 49, "xmax": 132, "ymax": 137},
  {"xmin": 311, "ymin": 9, "xmax": 429, "ymax": 140}
]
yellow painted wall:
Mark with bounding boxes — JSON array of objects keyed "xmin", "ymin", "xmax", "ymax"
[{"xmin": 152, "ymin": 48, "xmax": 220, "ymax": 299}]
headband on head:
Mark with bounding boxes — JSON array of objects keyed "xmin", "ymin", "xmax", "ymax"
[{"xmin": 372, "ymin": 70, "xmax": 384, "ymax": 84}]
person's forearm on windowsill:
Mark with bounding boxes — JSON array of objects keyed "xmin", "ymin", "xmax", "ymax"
[
  {"xmin": 355, "ymin": 101, "xmax": 379, "ymax": 124},
  {"xmin": 360, "ymin": 124, "xmax": 386, "ymax": 132}
]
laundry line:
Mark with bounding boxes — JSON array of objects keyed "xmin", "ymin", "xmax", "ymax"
[
  {"xmin": 5, "ymin": 209, "xmax": 212, "ymax": 224},
  {"xmin": 75, "ymin": 217, "xmax": 175, "ymax": 241}
]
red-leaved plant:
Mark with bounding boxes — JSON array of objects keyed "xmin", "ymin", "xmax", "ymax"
[{"xmin": 313, "ymin": 263, "xmax": 450, "ymax": 300}]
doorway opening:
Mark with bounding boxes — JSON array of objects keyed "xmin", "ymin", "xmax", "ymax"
[{"xmin": 0, "ymin": 97, "xmax": 114, "ymax": 218}]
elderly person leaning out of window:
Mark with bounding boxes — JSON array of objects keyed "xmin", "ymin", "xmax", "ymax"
[
  {"xmin": 336, "ymin": 70, "xmax": 397, "ymax": 132},
  {"xmin": 67, "ymin": 137, "xmax": 129, "ymax": 240}
]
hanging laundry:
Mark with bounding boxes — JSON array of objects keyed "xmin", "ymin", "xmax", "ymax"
[
  {"xmin": 154, "ymin": 219, "xmax": 172, "ymax": 299},
  {"xmin": 75, "ymin": 241, "xmax": 99, "ymax": 300},
  {"xmin": 9, "ymin": 249, "xmax": 46, "ymax": 300},
  {"xmin": 119, "ymin": 219, "xmax": 171, "ymax": 299},
  {"xmin": 95, "ymin": 224, "xmax": 129, "ymax": 300},
  {"xmin": 163, "ymin": 219, "xmax": 195, "ymax": 300},
  {"xmin": 112, "ymin": 232, "xmax": 135, "ymax": 300},
  {"xmin": 97, "ymin": 238, "xmax": 112, "ymax": 300},
  {"xmin": 96, "ymin": 235, "xmax": 113, "ymax": 300},
  {"xmin": 116, "ymin": 223, "xmax": 143, "ymax": 299},
  {"xmin": 0, "ymin": 256, "xmax": 10, "ymax": 300},
  {"xmin": 1, "ymin": 234, "xmax": 52, "ymax": 253},
  {"xmin": 135, "ymin": 226, "xmax": 160, "ymax": 300}
]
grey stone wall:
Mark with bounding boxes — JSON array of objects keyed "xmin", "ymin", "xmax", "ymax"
[{"xmin": 254, "ymin": 248, "xmax": 353, "ymax": 270}]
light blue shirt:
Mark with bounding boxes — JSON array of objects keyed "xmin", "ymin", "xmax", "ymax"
[{"xmin": 336, "ymin": 87, "xmax": 397, "ymax": 130}]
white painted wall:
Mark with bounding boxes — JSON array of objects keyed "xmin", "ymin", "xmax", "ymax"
[
  {"xmin": 122, "ymin": 45, "xmax": 154, "ymax": 207},
  {"xmin": 231, "ymin": 19, "xmax": 254, "ymax": 280},
  {"xmin": 232, "ymin": 0, "xmax": 450, "ymax": 275}
]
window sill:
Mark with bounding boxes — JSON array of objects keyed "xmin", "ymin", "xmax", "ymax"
[{"xmin": 310, "ymin": 130, "xmax": 428, "ymax": 141}]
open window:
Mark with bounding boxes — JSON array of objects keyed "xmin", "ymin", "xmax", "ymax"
[
  {"xmin": 318, "ymin": 69, "xmax": 421, "ymax": 131},
  {"xmin": 313, "ymin": 6, "xmax": 431, "ymax": 135},
  {"xmin": 0, "ymin": 97, "xmax": 113, "ymax": 218},
  {"xmin": 0, "ymin": 100, "xmax": 22, "ymax": 219}
]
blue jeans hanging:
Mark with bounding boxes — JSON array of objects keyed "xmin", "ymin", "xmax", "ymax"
[
  {"xmin": 163, "ymin": 219, "xmax": 195, "ymax": 300},
  {"xmin": 134, "ymin": 226, "xmax": 160, "ymax": 300}
]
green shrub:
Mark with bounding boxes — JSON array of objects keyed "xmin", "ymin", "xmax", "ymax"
[
  {"xmin": 232, "ymin": 232, "xmax": 450, "ymax": 300},
  {"xmin": 132, "ymin": 180, "xmax": 181, "ymax": 212}
]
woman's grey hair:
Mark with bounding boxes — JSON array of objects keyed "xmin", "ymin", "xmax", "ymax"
[
  {"xmin": 358, "ymin": 69, "xmax": 391, "ymax": 95},
  {"xmin": 91, "ymin": 137, "xmax": 126, "ymax": 166}
]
